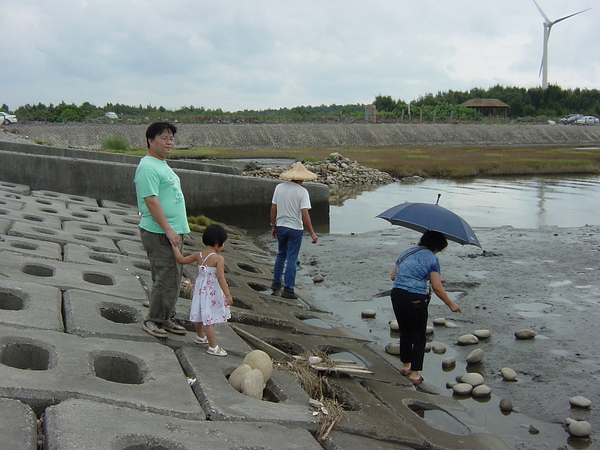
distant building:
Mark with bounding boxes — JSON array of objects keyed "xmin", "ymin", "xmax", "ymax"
[
  {"xmin": 364, "ymin": 104, "xmax": 376, "ymax": 123},
  {"xmin": 460, "ymin": 98, "xmax": 509, "ymax": 118}
]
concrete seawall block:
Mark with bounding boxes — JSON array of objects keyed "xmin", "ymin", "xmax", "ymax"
[
  {"xmin": 0, "ymin": 326, "xmax": 203, "ymax": 419},
  {"xmin": 177, "ymin": 347, "xmax": 317, "ymax": 427},
  {"xmin": 0, "ymin": 254, "xmax": 147, "ymax": 302},
  {"xmin": 0, "ymin": 235, "xmax": 62, "ymax": 260},
  {"xmin": 0, "ymin": 398, "xmax": 38, "ymax": 450},
  {"xmin": 0, "ymin": 280, "xmax": 63, "ymax": 332},
  {"xmin": 45, "ymin": 399, "xmax": 322, "ymax": 450}
]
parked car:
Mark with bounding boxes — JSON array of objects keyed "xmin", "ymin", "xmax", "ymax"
[
  {"xmin": 104, "ymin": 112, "xmax": 119, "ymax": 120},
  {"xmin": 575, "ymin": 115, "xmax": 599, "ymax": 126},
  {"xmin": 0, "ymin": 112, "xmax": 17, "ymax": 124},
  {"xmin": 559, "ymin": 114, "xmax": 584, "ymax": 125}
]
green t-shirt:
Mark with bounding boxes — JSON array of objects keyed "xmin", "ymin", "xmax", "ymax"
[{"xmin": 134, "ymin": 155, "xmax": 190, "ymax": 234}]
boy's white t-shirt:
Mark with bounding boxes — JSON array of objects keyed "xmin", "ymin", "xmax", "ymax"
[{"xmin": 272, "ymin": 181, "xmax": 311, "ymax": 230}]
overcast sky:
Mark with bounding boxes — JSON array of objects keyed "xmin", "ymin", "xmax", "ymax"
[{"xmin": 1, "ymin": 0, "xmax": 598, "ymax": 112}]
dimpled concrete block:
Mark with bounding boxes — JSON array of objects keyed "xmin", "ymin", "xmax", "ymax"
[
  {"xmin": 45, "ymin": 399, "xmax": 322, "ymax": 450},
  {"xmin": 0, "ymin": 397, "xmax": 37, "ymax": 450},
  {"xmin": 0, "ymin": 280, "xmax": 63, "ymax": 331},
  {"xmin": 0, "ymin": 235, "xmax": 62, "ymax": 260}
]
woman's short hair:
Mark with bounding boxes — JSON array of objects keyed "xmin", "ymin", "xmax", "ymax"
[
  {"xmin": 202, "ymin": 224, "xmax": 228, "ymax": 247},
  {"xmin": 419, "ymin": 230, "xmax": 448, "ymax": 252}
]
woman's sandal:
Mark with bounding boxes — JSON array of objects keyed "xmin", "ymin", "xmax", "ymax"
[
  {"xmin": 207, "ymin": 345, "xmax": 227, "ymax": 357},
  {"xmin": 400, "ymin": 368, "xmax": 410, "ymax": 376},
  {"xmin": 409, "ymin": 375, "xmax": 424, "ymax": 384},
  {"xmin": 194, "ymin": 336, "xmax": 208, "ymax": 345}
]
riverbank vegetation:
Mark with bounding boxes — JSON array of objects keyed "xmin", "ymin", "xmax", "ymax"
[{"xmin": 116, "ymin": 144, "xmax": 600, "ymax": 178}]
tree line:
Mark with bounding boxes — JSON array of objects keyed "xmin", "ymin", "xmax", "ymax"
[{"xmin": 2, "ymin": 84, "xmax": 599, "ymax": 124}]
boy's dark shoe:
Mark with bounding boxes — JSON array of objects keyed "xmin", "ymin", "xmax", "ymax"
[
  {"xmin": 142, "ymin": 320, "xmax": 168, "ymax": 338},
  {"xmin": 271, "ymin": 282, "xmax": 282, "ymax": 292},
  {"xmin": 162, "ymin": 319, "xmax": 187, "ymax": 335},
  {"xmin": 281, "ymin": 289, "xmax": 298, "ymax": 299}
]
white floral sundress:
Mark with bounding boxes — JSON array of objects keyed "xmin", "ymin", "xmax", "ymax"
[{"xmin": 189, "ymin": 252, "xmax": 231, "ymax": 326}]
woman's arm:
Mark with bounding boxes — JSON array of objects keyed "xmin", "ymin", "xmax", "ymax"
[
  {"xmin": 430, "ymin": 272, "xmax": 461, "ymax": 313},
  {"xmin": 390, "ymin": 264, "xmax": 398, "ymax": 281},
  {"xmin": 215, "ymin": 256, "xmax": 233, "ymax": 306}
]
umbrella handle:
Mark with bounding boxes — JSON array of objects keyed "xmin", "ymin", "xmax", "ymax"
[{"xmin": 436, "ymin": 193, "xmax": 441, "ymax": 205}]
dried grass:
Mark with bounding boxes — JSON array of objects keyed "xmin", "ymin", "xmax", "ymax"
[{"xmin": 276, "ymin": 351, "xmax": 346, "ymax": 441}]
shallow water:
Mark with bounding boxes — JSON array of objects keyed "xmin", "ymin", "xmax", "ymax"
[{"xmin": 328, "ymin": 175, "xmax": 600, "ymax": 234}]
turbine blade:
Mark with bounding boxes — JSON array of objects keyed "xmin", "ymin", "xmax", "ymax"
[
  {"xmin": 532, "ymin": 0, "xmax": 551, "ymax": 22},
  {"xmin": 552, "ymin": 8, "xmax": 591, "ymax": 25}
]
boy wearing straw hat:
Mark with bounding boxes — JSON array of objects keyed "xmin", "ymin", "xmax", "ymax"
[{"xmin": 270, "ymin": 162, "xmax": 319, "ymax": 299}]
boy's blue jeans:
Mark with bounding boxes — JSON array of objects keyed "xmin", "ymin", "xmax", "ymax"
[{"xmin": 272, "ymin": 226, "xmax": 303, "ymax": 292}]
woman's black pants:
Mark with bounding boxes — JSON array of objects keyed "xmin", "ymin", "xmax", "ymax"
[{"xmin": 391, "ymin": 288, "xmax": 429, "ymax": 371}]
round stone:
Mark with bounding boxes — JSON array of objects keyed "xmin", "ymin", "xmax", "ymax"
[
  {"xmin": 461, "ymin": 372, "xmax": 484, "ymax": 387},
  {"xmin": 228, "ymin": 364, "xmax": 252, "ymax": 392},
  {"xmin": 499, "ymin": 398, "xmax": 513, "ymax": 412},
  {"xmin": 242, "ymin": 350, "xmax": 273, "ymax": 381},
  {"xmin": 431, "ymin": 343, "xmax": 447, "ymax": 354},
  {"xmin": 501, "ymin": 367, "xmax": 517, "ymax": 381},
  {"xmin": 452, "ymin": 383, "xmax": 473, "ymax": 396},
  {"xmin": 432, "ymin": 317, "xmax": 446, "ymax": 326},
  {"xmin": 312, "ymin": 274, "xmax": 324, "ymax": 283},
  {"xmin": 457, "ymin": 334, "xmax": 479, "ymax": 345},
  {"xmin": 385, "ymin": 343, "xmax": 400, "ymax": 355},
  {"xmin": 241, "ymin": 369, "xmax": 265, "ymax": 400},
  {"xmin": 567, "ymin": 420, "xmax": 592, "ymax": 438},
  {"xmin": 444, "ymin": 321, "xmax": 458, "ymax": 328},
  {"xmin": 569, "ymin": 395, "xmax": 592, "ymax": 409},
  {"xmin": 472, "ymin": 384, "xmax": 492, "ymax": 398},
  {"xmin": 446, "ymin": 380, "xmax": 458, "ymax": 389},
  {"xmin": 466, "ymin": 348, "xmax": 484, "ymax": 364},
  {"xmin": 389, "ymin": 320, "xmax": 399, "ymax": 332},
  {"xmin": 425, "ymin": 326, "xmax": 435, "ymax": 335},
  {"xmin": 473, "ymin": 329, "xmax": 491, "ymax": 339},
  {"xmin": 442, "ymin": 357, "xmax": 456, "ymax": 368},
  {"xmin": 361, "ymin": 309, "xmax": 376, "ymax": 318},
  {"xmin": 515, "ymin": 329, "xmax": 536, "ymax": 340}
]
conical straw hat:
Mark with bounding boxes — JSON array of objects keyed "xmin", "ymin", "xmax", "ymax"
[{"xmin": 279, "ymin": 162, "xmax": 317, "ymax": 181}]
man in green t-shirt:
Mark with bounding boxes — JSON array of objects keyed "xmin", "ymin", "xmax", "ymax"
[{"xmin": 134, "ymin": 122, "xmax": 191, "ymax": 338}]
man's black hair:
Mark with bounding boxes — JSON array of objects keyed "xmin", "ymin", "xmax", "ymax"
[{"xmin": 145, "ymin": 122, "xmax": 177, "ymax": 148}]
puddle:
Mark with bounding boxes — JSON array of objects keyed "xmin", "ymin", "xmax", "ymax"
[
  {"xmin": 466, "ymin": 270, "xmax": 488, "ymax": 279},
  {"xmin": 300, "ymin": 317, "xmax": 334, "ymax": 329},
  {"xmin": 409, "ymin": 406, "xmax": 470, "ymax": 435}
]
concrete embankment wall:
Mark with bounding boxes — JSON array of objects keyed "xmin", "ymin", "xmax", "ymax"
[
  {"xmin": 14, "ymin": 122, "xmax": 600, "ymax": 149},
  {"xmin": 0, "ymin": 140, "xmax": 330, "ymax": 229}
]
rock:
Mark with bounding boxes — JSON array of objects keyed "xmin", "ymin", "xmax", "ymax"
[
  {"xmin": 442, "ymin": 357, "xmax": 456, "ymax": 368},
  {"xmin": 473, "ymin": 329, "xmax": 491, "ymax": 339},
  {"xmin": 241, "ymin": 369, "xmax": 265, "ymax": 400},
  {"xmin": 308, "ymin": 356, "xmax": 322, "ymax": 364},
  {"xmin": 515, "ymin": 329, "xmax": 536, "ymax": 339},
  {"xmin": 385, "ymin": 343, "xmax": 400, "ymax": 355},
  {"xmin": 446, "ymin": 380, "xmax": 458, "ymax": 389},
  {"xmin": 432, "ymin": 317, "xmax": 446, "ymax": 326},
  {"xmin": 431, "ymin": 343, "xmax": 447, "ymax": 354},
  {"xmin": 312, "ymin": 274, "xmax": 324, "ymax": 283},
  {"xmin": 528, "ymin": 425, "xmax": 539, "ymax": 435},
  {"xmin": 500, "ymin": 367, "xmax": 517, "ymax": 381},
  {"xmin": 457, "ymin": 334, "xmax": 479, "ymax": 345},
  {"xmin": 242, "ymin": 350, "xmax": 273, "ymax": 381},
  {"xmin": 228, "ymin": 364, "xmax": 252, "ymax": 392},
  {"xmin": 425, "ymin": 326, "xmax": 435, "ymax": 335},
  {"xmin": 569, "ymin": 395, "xmax": 592, "ymax": 409},
  {"xmin": 389, "ymin": 320, "xmax": 399, "ymax": 332},
  {"xmin": 499, "ymin": 398, "xmax": 513, "ymax": 412},
  {"xmin": 466, "ymin": 348, "xmax": 484, "ymax": 364},
  {"xmin": 361, "ymin": 309, "xmax": 376, "ymax": 318},
  {"xmin": 567, "ymin": 420, "xmax": 592, "ymax": 438},
  {"xmin": 453, "ymin": 383, "xmax": 473, "ymax": 396},
  {"xmin": 444, "ymin": 321, "xmax": 458, "ymax": 328},
  {"xmin": 461, "ymin": 373, "xmax": 484, "ymax": 387},
  {"xmin": 472, "ymin": 385, "xmax": 492, "ymax": 398}
]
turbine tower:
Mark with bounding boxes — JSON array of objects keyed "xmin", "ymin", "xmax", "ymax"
[{"xmin": 532, "ymin": 0, "xmax": 590, "ymax": 89}]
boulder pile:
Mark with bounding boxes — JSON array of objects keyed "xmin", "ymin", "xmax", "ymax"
[{"xmin": 242, "ymin": 152, "xmax": 397, "ymax": 187}]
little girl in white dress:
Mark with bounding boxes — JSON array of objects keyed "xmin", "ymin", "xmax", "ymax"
[{"xmin": 172, "ymin": 224, "xmax": 232, "ymax": 356}]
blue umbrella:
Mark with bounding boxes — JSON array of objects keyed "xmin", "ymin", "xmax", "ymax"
[{"xmin": 376, "ymin": 195, "xmax": 482, "ymax": 247}]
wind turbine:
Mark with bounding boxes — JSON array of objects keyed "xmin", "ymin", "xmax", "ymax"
[{"xmin": 532, "ymin": 0, "xmax": 591, "ymax": 89}]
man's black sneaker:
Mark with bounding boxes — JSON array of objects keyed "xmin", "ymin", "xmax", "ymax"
[
  {"xmin": 281, "ymin": 289, "xmax": 298, "ymax": 299},
  {"xmin": 271, "ymin": 282, "xmax": 282, "ymax": 292}
]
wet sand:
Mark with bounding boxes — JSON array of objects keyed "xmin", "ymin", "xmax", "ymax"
[{"xmin": 257, "ymin": 225, "xmax": 600, "ymax": 447}]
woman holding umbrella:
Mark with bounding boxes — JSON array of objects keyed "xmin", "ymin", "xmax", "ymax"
[{"xmin": 390, "ymin": 230, "xmax": 461, "ymax": 384}]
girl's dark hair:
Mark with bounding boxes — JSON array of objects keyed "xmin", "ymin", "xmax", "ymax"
[
  {"xmin": 202, "ymin": 224, "xmax": 228, "ymax": 247},
  {"xmin": 145, "ymin": 122, "xmax": 177, "ymax": 148},
  {"xmin": 419, "ymin": 230, "xmax": 448, "ymax": 252}
]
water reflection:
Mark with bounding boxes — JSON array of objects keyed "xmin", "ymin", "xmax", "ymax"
[{"xmin": 327, "ymin": 175, "xmax": 600, "ymax": 234}]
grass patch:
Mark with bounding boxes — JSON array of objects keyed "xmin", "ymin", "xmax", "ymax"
[
  {"xmin": 117, "ymin": 144, "xmax": 600, "ymax": 178},
  {"xmin": 101, "ymin": 135, "xmax": 129, "ymax": 151}
]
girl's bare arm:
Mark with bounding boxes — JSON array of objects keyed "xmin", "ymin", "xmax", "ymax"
[
  {"xmin": 171, "ymin": 244, "xmax": 199, "ymax": 265},
  {"xmin": 216, "ymin": 256, "xmax": 233, "ymax": 306}
]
